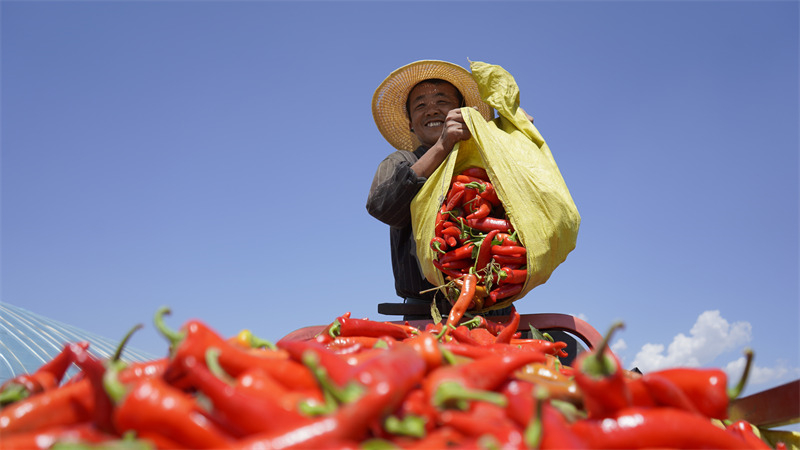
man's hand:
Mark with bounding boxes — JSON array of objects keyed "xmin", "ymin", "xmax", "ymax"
[{"xmin": 438, "ymin": 109, "xmax": 472, "ymax": 153}]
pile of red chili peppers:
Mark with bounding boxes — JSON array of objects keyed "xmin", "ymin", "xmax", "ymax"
[
  {"xmin": 0, "ymin": 306, "xmax": 787, "ymax": 449},
  {"xmin": 430, "ymin": 167, "xmax": 528, "ymax": 322}
]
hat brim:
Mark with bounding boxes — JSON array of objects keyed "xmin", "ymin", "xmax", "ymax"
[{"xmin": 372, "ymin": 60, "xmax": 494, "ymax": 151}]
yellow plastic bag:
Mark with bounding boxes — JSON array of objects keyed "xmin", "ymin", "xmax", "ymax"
[{"xmin": 411, "ymin": 61, "xmax": 581, "ymax": 311}]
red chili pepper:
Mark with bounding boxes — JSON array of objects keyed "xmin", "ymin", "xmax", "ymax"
[
  {"xmin": 438, "ymin": 401, "xmax": 524, "ymax": 447},
  {"xmin": 466, "ymin": 217, "xmax": 513, "ymax": 233},
  {"xmin": 330, "ymin": 316, "xmax": 410, "ymax": 341},
  {"xmin": 627, "ymin": 349, "xmax": 753, "ymax": 420},
  {"xmin": 424, "ymin": 350, "xmax": 547, "ymax": 409},
  {"xmin": 69, "ymin": 342, "xmax": 118, "ymax": 434},
  {"xmin": 0, "ymin": 341, "xmax": 89, "ymax": 406},
  {"xmin": 450, "ymin": 325, "xmax": 482, "ymax": 346},
  {"xmin": 637, "ymin": 372, "xmax": 702, "ymax": 416},
  {"xmin": 572, "ymin": 321, "xmax": 631, "ymax": 418},
  {"xmin": 491, "ymin": 254, "xmax": 527, "ymax": 266},
  {"xmin": 438, "ymin": 243, "xmax": 476, "ymax": 264},
  {"xmin": 570, "ymin": 407, "xmax": 753, "ymax": 449},
  {"xmin": 0, "ymin": 423, "xmax": 114, "ymax": 450},
  {"xmin": 155, "ymin": 307, "xmax": 317, "ymax": 391},
  {"xmin": 235, "ymin": 345, "xmax": 427, "ymax": 449},
  {"xmin": 440, "ymin": 259, "xmax": 473, "ymax": 270},
  {"xmin": 403, "ymin": 330, "xmax": 444, "ymax": 372},
  {"xmin": 465, "ymin": 198, "xmax": 492, "ymax": 220},
  {"xmin": 489, "ymin": 282, "xmax": 524, "ymax": 304},
  {"xmin": 179, "ymin": 348, "xmax": 310, "ymax": 437},
  {"xmin": 403, "ymin": 426, "xmax": 465, "ymax": 449},
  {"xmin": 460, "ymin": 167, "xmax": 490, "ymax": 180},
  {"xmin": 507, "ymin": 339, "xmax": 569, "ymax": 358},
  {"xmin": 443, "ymin": 186, "xmax": 465, "ymax": 212},
  {"xmin": 430, "ymin": 236, "xmax": 447, "ymax": 254},
  {"xmin": 538, "ymin": 400, "xmax": 588, "ymax": 449},
  {"xmin": 432, "ymin": 259, "xmax": 467, "ymax": 279},
  {"xmin": 474, "ymin": 230, "xmax": 500, "ymax": 273},
  {"xmin": 491, "ymin": 244, "xmax": 526, "ymax": 257},
  {"xmin": 440, "ymin": 224, "xmax": 462, "ymax": 240},
  {"xmin": 395, "ymin": 388, "xmax": 439, "ymax": 434},
  {"xmin": 479, "ymin": 181, "xmax": 501, "ymax": 206},
  {"xmin": 0, "ymin": 378, "xmax": 94, "ymax": 436},
  {"xmin": 494, "ymin": 308, "xmax": 520, "ymax": 344},
  {"xmin": 499, "ymin": 267, "xmax": 527, "ymax": 285},
  {"xmin": 467, "ymin": 327, "xmax": 498, "ymax": 346},
  {"xmin": 104, "ymin": 361, "xmax": 235, "ymax": 449},
  {"xmin": 445, "ymin": 273, "xmax": 477, "ymax": 333},
  {"xmin": 725, "ymin": 420, "xmax": 772, "ymax": 449}
]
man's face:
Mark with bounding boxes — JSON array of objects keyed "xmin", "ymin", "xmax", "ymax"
[{"xmin": 407, "ymin": 81, "xmax": 462, "ymax": 148}]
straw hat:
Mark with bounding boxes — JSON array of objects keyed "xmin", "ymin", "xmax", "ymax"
[{"xmin": 372, "ymin": 60, "xmax": 494, "ymax": 151}]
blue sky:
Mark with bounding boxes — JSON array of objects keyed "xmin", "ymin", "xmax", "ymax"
[{"xmin": 2, "ymin": 0, "xmax": 797, "ymax": 409}]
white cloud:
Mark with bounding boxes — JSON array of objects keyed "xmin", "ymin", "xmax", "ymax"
[
  {"xmin": 725, "ymin": 356, "xmax": 800, "ymax": 387},
  {"xmin": 611, "ymin": 337, "xmax": 627, "ymax": 354},
  {"xmin": 631, "ymin": 310, "xmax": 751, "ymax": 372},
  {"xmin": 623, "ymin": 310, "xmax": 798, "ymax": 389}
]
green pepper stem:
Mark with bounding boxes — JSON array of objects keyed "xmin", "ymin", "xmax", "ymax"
[
  {"xmin": 460, "ymin": 316, "xmax": 482, "ymax": 329},
  {"xmin": 327, "ymin": 319, "xmax": 342, "ymax": 339},
  {"xmin": 103, "ymin": 360, "xmax": 129, "ymax": 404},
  {"xmin": 205, "ymin": 347, "xmax": 234, "ymax": 385},
  {"xmin": 248, "ymin": 333, "xmax": 277, "ymax": 351},
  {"xmin": 153, "ymin": 306, "xmax": 184, "ymax": 349},
  {"xmin": 728, "ymin": 347, "xmax": 754, "ymax": 400},
  {"xmin": 112, "ymin": 324, "xmax": 144, "ymax": 362},
  {"xmin": 582, "ymin": 321, "xmax": 625, "ymax": 377},
  {"xmin": 384, "ymin": 414, "xmax": 426, "ymax": 438},
  {"xmin": 524, "ymin": 386, "xmax": 548, "ymax": 448},
  {"xmin": 301, "ymin": 351, "xmax": 363, "ymax": 405},
  {"xmin": 432, "ymin": 380, "xmax": 508, "ymax": 410},
  {"xmin": 0, "ymin": 383, "xmax": 30, "ymax": 406}
]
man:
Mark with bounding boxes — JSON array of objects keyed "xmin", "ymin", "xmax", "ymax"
[{"xmin": 366, "ymin": 60, "xmax": 496, "ymax": 320}]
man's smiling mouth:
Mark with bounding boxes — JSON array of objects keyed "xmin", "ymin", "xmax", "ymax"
[{"xmin": 426, "ymin": 121, "xmax": 444, "ymax": 128}]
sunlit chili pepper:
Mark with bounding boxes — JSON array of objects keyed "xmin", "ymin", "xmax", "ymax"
[
  {"xmin": 466, "ymin": 216, "xmax": 513, "ymax": 233},
  {"xmin": 572, "ymin": 321, "xmax": 631, "ymax": 418},
  {"xmin": 444, "ymin": 273, "xmax": 477, "ymax": 333},
  {"xmin": 424, "ymin": 349, "xmax": 547, "ymax": 410},
  {"xmin": 474, "ymin": 230, "xmax": 500, "ymax": 274},
  {"xmin": 329, "ymin": 315, "xmax": 410, "ymax": 341},
  {"xmin": 570, "ymin": 406, "xmax": 754, "ymax": 449},
  {"xmin": 479, "ymin": 181, "xmax": 501, "ymax": 206},
  {"xmin": 465, "ymin": 198, "xmax": 492, "ymax": 220},
  {"xmin": 627, "ymin": 348, "xmax": 753, "ymax": 419},
  {"xmin": 494, "ymin": 307, "xmax": 520, "ymax": 344},
  {"xmin": 179, "ymin": 348, "xmax": 310, "ymax": 437},
  {"xmin": 438, "ymin": 401, "xmax": 524, "ymax": 448},
  {"xmin": 507, "ymin": 339, "xmax": 569, "ymax": 358},
  {"xmin": 0, "ymin": 423, "xmax": 113, "ymax": 450},
  {"xmin": 0, "ymin": 341, "xmax": 89, "ymax": 406},
  {"xmin": 155, "ymin": 307, "xmax": 316, "ymax": 391},
  {"xmin": 437, "ymin": 243, "xmax": 476, "ymax": 264},
  {"xmin": 489, "ymin": 282, "xmax": 524, "ymax": 305},
  {"xmin": 524, "ymin": 387, "xmax": 587, "ymax": 449},
  {"xmin": 491, "ymin": 254, "xmax": 527, "ymax": 266},
  {"xmin": 234, "ymin": 344, "xmax": 426, "ymax": 449},
  {"xmin": 0, "ymin": 378, "xmax": 94, "ymax": 436},
  {"xmin": 403, "ymin": 330, "xmax": 444, "ymax": 372},
  {"xmin": 460, "ymin": 167, "xmax": 489, "ymax": 180},
  {"xmin": 491, "ymin": 244, "xmax": 526, "ymax": 257},
  {"xmin": 725, "ymin": 420, "xmax": 772, "ymax": 449},
  {"xmin": 499, "ymin": 267, "xmax": 527, "ymax": 285},
  {"xmin": 104, "ymin": 360, "xmax": 235, "ymax": 449}
]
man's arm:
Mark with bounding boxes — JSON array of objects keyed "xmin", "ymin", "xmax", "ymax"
[
  {"xmin": 410, "ymin": 109, "xmax": 471, "ymax": 178},
  {"xmin": 366, "ymin": 152, "xmax": 425, "ymax": 229}
]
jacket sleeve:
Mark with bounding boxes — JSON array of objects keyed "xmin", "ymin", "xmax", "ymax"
[{"xmin": 366, "ymin": 151, "xmax": 427, "ymax": 229}]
